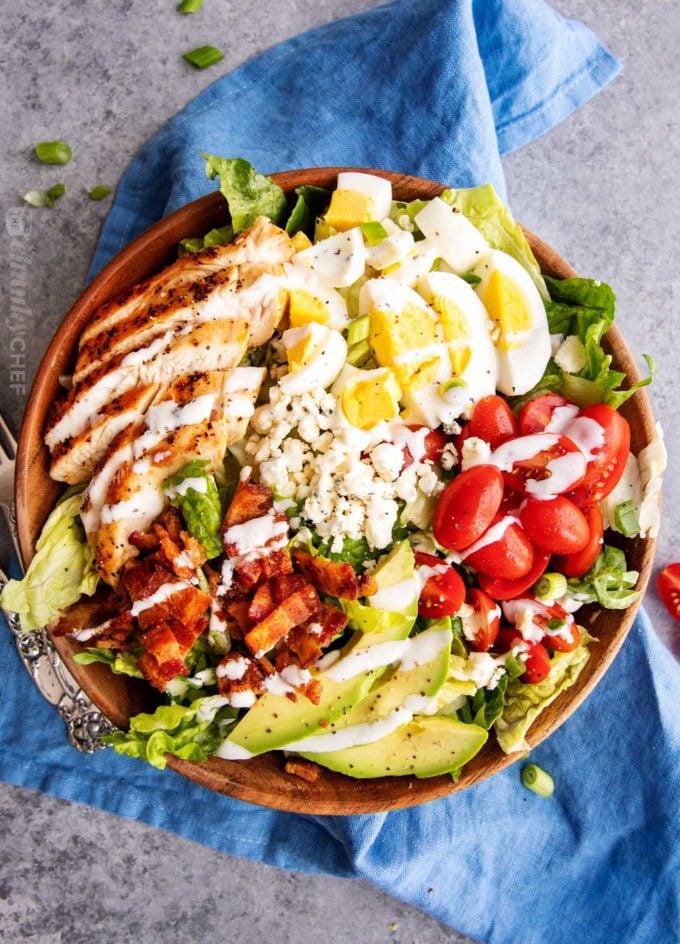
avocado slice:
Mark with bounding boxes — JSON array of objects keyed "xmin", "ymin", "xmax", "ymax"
[
  {"xmin": 222, "ymin": 541, "xmax": 417, "ymax": 757},
  {"xmin": 301, "ymin": 716, "xmax": 488, "ymax": 779}
]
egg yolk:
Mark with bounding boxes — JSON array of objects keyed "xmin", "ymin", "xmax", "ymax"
[
  {"xmin": 287, "ymin": 288, "xmax": 329, "ymax": 328},
  {"xmin": 481, "ymin": 271, "xmax": 532, "ymax": 350},
  {"xmin": 325, "ymin": 189, "xmax": 376, "ymax": 232},
  {"xmin": 341, "ymin": 370, "xmax": 401, "ymax": 429}
]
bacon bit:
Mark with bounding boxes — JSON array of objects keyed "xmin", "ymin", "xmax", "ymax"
[
  {"xmin": 226, "ymin": 599, "xmax": 253, "ymax": 636},
  {"xmin": 318, "ymin": 719, "xmax": 330, "ymax": 729},
  {"xmin": 292, "ymin": 550, "xmax": 376, "ymax": 600},
  {"xmin": 285, "ymin": 691, "xmax": 298, "ymax": 703},
  {"xmin": 180, "ymin": 531, "xmax": 207, "ymax": 568},
  {"xmin": 222, "ymin": 479, "xmax": 272, "ymax": 529},
  {"xmin": 248, "ymin": 581, "xmax": 276, "ymax": 624},
  {"xmin": 284, "ymin": 758, "xmax": 322, "ymax": 783},
  {"xmin": 283, "ymin": 603, "xmax": 348, "ymax": 667},
  {"xmin": 139, "ymin": 621, "xmax": 185, "ymax": 665},
  {"xmin": 304, "ymin": 679, "xmax": 323, "ymax": 706},
  {"xmin": 261, "ymin": 547, "xmax": 294, "ymax": 579},
  {"xmin": 244, "ymin": 585, "xmax": 321, "ymax": 657},
  {"xmin": 138, "ymin": 652, "xmax": 188, "ymax": 691},
  {"xmin": 216, "ymin": 652, "xmax": 265, "ymax": 700},
  {"xmin": 52, "ymin": 589, "xmax": 123, "ymax": 637},
  {"xmin": 91, "ymin": 612, "xmax": 137, "ymax": 650},
  {"xmin": 129, "ymin": 530, "xmax": 160, "ymax": 551}
]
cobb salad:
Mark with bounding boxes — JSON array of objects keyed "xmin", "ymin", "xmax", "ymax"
[{"xmin": 2, "ymin": 159, "xmax": 665, "ymax": 781}]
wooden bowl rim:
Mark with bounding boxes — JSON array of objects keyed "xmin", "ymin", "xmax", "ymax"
[{"xmin": 15, "ymin": 167, "xmax": 658, "ymax": 814}]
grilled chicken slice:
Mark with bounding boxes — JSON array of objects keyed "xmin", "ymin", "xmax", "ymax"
[
  {"xmin": 93, "ymin": 366, "xmax": 265, "ymax": 587},
  {"xmin": 73, "ymin": 217, "xmax": 292, "ymax": 383},
  {"xmin": 46, "ymin": 318, "xmax": 249, "ymax": 475}
]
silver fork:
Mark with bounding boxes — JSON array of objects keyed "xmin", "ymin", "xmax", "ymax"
[{"xmin": 0, "ymin": 413, "xmax": 116, "ymax": 752}]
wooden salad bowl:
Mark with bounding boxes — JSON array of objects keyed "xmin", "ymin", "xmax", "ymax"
[{"xmin": 15, "ymin": 168, "xmax": 658, "ymax": 814}]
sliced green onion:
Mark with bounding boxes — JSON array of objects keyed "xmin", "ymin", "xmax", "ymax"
[
  {"xmin": 450, "ymin": 616, "xmax": 463, "ymax": 639},
  {"xmin": 534, "ymin": 572, "xmax": 567, "ymax": 602},
  {"xmin": 346, "ymin": 339, "xmax": 371, "ymax": 366},
  {"xmin": 22, "ymin": 185, "xmax": 65, "ymax": 208},
  {"xmin": 183, "ymin": 45, "xmax": 224, "ymax": 69},
  {"xmin": 504, "ymin": 654, "xmax": 525, "ymax": 679},
  {"xmin": 546, "ymin": 617, "xmax": 567, "ymax": 632},
  {"xmin": 460, "ymin": 271, "xmax": 481, "ymax": 286},
  {"xmin": 88, "ymin": 185, "xmax": 112, "ymax": 201},
  {"xmin": 440, "ymin": 377, "xmax": 466, "ymax": 395},
  {"xmin": 196, "ymin": 567, "xmax": 210, "ymax": 594},
  {"xmin": 178, "ymin": 0, "xmax": 204, "ymax": 11},
  {"xmin": 521, "ymin": 763, "xmax": 554, "ymax": 797},
  {"xmin": 360, "ymin": 221, "xmax": 388, "ymax": 246},
  {"xmin": 34, "ymin": 140, "xmax": 72, "ymax": 164},
  {"xmin": 614, "ymin": 500, "xmax": 640, "ymax": 537},
  {"xmin": 347, "ymin": 314, "xmax": 370, "ymax": 346}
]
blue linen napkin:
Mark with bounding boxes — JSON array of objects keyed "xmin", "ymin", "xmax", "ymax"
[{"xmin": 3, "ymin": 1, "xmax": 679, "ymax": 942}]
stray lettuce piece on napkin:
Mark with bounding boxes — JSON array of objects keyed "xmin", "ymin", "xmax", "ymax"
[
  {"xmin": 494, "ymin": 631, "xmax": 594, "ymax": 754},
  {"xmin": 202, "ymin": 155, "xmax": 288, "ymax": 232},
  {"xmin": 286, "ymin": 185, "xmax": 331, "ymax": 238},
  {"xmin": 0, "ymin": 493, "xmax": 99, "ymax": 631},
  {"xmin": 440, "ymin": 184, "xmax": 548, "ymax": 299},
  {"xmin": 163, "ymin": 460, "xmax": 224, "ymax": 559},
  {"xmin": 566, "ymin": 544, "xmax": 641, "ymax": 610},
  {"xmin": 104, "ymin": 696, "xmax": 236, "ymax": 769}
]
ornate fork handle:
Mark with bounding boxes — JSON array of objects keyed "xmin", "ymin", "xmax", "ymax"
[{"xmin": 1, "ymin": 554, "xmax": 117, "ymax": 754}]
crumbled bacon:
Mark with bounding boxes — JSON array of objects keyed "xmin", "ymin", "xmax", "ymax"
[
  {"xmin": 292, "ymin": 549, "xmax": 377, "ymax": 599},
  {"xmin": 52, "ymin": 588, "xmax": 123, "ymax": 637},
  {"xmin": 222, "ymin": 479, "xmax": 273, "ymax": 529},
  {"xmin": 216, "ymin": 651, "xmax": 265, "ymax": 702},
  {"xmin": 284, "ymin": 758, "xmax": 322, "ymax": 783},
  {"xmin": 281, "ymin": 604, "xmax": 348, "ymax": 667},
  {"xmin": 244, "ymin": 584, "xmax": 321, "ymax": 657}
]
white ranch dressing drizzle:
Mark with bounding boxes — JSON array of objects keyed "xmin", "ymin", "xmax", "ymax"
[
  {"xmin": 367, "ymin": 577, "xmax": 417, "ymax": 612},
  {"xmin": 545, "ymin": 404, "xmax": 580, "ymax": 434},
  {"xmin": 223, "ymin": 510, "xmax": 289, "ymax": 555},
  {"xmin": 278, "ymin": 693, "xmax": 437, "ymax": 754},
  {"xmin": 130, "ymin": 580, "xmax": 192, "ymax": 617},
  {"xmin": 133, "ymin": 393, "xmax": 216, "ymax": 457},
  {"xmin": 217, "ymin": 740, "xmax": 255, "ymax": 760},
  {"xmin": 447, "ymin": 515, "xmax": 520, "ymax": 565},
  {"xmin": 80, "ymin": 440, "xmax": 134, "ymax": 536},
  {"xmin": 564, "ymin": 415, "xmax": 605, "ymax": 462},
  {"xmin": 165, "ymin": 476, "xmax": 209, "ymax": 499},
  {"xmin": 264, "ymin": 665, "xmax": 312, "ymax": 696},
  {"xmin": 216, "ymin": 656, "xmax": 250, "ymax": 681},
  {"xmin": 120, "ymin": 331, "xmax": 173, "ymax": 367},
  {"xmin": 100, "ymin": 483, "xmax": 165, "ymax": 525},
  {"xmin": 524, "ymin": 452, "xmax": 586, "ymax": 501},
  {"xmin": 324, "ymin": 628, "xmax": 451, "ymax": 684},
  {"xmin": 415, "ymin": 562, "xmax": 449, "ymax": 597},
  {"xmin": 46, "ymin": 367, "xmax": 129, "ymax": 446}
]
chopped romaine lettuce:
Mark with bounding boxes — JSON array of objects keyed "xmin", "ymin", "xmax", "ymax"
[
  {"xmin": 202, "ymin": 155, "xmax": 288, "ymax": 233},
  {"xmin": 104, "ymin": 696, "xmax": 236, "ymax": 769},
  {"xmin": 566, "ymin": 545, "xmax": 640, "ymax": 610},
  {"xmin": 163, "ymin": 460, "xmax": 223, "ymax": 559},
  {"xmin": 458, "ymin": 674, "xmax": 509, "ymax": 730},
  {"xmin": 440, "ymin": 184, "xmax": 547, "ymax": 298},
  {"xmin": 74, "ymin": 648, "xmax": 144, "ymax": 679},
  {"xmin": 494, "ymin": 630, "xmax": 594, "ymax": 753},
  {"xmin": 0, "ymin": 493, "xmax": 99, "ymax": 631},
  {"xmin": 286, "ymin": 185, "xmax": 331, "ymax": 238}
]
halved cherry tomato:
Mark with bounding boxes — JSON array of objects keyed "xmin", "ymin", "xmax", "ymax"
[
  {"xmin": 566, "ymin": 404, "xmax": 630, "ymax": 507},
  {"xmin": 478, "ymin": 546, "xmax": 551, "ymax": 600},
  {"xmin": 519, "ymin": 496, "xmax": 590, "ymax": 555},
  {"xmin": 464, "ymin": 588, "xmax": 500, "ymax": 652},
  {"xmin": 542, "ymin": 622, "xmax": 581, "ymax": 652},
  {"xmin": 433, "ymin": 465, "xmax": 504, "ymax": 551},
  {"xmin": 518, "ymin": 394, "xmax": 575, "ymax": 435},
  {"xmin": 403, "ymin": 425, "xmax": 448, "ymax": 466},
  {"xmin": 657, "ymin": 563, "xmax": 680, "ymax": 623},
  {"xmin": 494, "ymin": 627, "xmax": 551, "ymax": 684},
  {"xmin": 524, "ymin": 599, "xmax": 581, "ymax": 652},
  {"xmin": 470, "ymin": 395, "xmax": 519, "ymax": 449},
  {"xmin": 465, "ymin": 520, "xmax": 534, "ymax": 580},
  {"xmin": 414, "ymin": 551, "xmax": 465, "ymax": 619},
  {"xmin": 553, "ymin": 504, "xmax": 604, "ymax": 577},
  {"xmin": 499, "ymin": 434, "xmax": 586, "ymax": 496}
]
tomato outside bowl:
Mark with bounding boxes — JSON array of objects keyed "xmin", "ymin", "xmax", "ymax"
[{"xmin": 14, "ymin": 167, "xmax": 660, "ymax": 814}]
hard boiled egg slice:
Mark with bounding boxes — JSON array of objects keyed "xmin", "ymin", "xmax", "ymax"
[
  {"xmin": 365, "ymin": 218, "xmax": 415, "ymax": 271},
  {"xmin": 282, "ymin": 263, "xmax": 349, "ymax": 331},
  {"xmin": 474, "ymin": 250, "xmax": 551, "ymax": 396},
  {"xmin": 359, "ymin": 279, "xmax": 445, "ymax": 391},
  {"xmin": 414, "ymin": 198, "xmax": 489, "ymax": 274},
  {"xmin": 377, "ymin": 239, "xmax": 440, "ymax": 287},
  {"xmin": 332, "ymin": 363, "xmax": 402, "ymax": 430},
  {"xmin": 398, "ymin": 272, "xmax": 496, "ymax": 427},
  {"xmin": 335, "ymin": 172, "xmax": 393, "ymax": 221},
  {"xmin": 293, "ymin": 228, "xmax": 367, "ymax": 289},
  {"xmin": 279, "ymin": 322, "xmax": 348, "ymax": 395}
]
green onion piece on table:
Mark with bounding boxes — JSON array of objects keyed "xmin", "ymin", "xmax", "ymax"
[
  {"xmin": 360, "ymin": 221, "xmax": 388, "ymax": 245},
  {"xmin": 614, "ymin": 499, "xmax": 641, "ymax": 537},
  {"xmin": 521, "ymin": 763, "xmax": 555, "ymax": 797},
  {"xmin": 347, "ymin": 314, "xmax": 370, "ymax": 346},
  {"xmin": 23, "ymin": 184, "xmax": 65, "ymax": 208},
  {"xmin": 534, "ymin": 572, "xmax": 568, "ymax": 601},
  {"xmin": 183, "ymin": 45, "xmax": 224, "ymax": 69},
  {"xmin": 178, "ymin": 0, "xmax": 204, "ymax": 11},
  {"xmin": 34, "ymin": 140, "xmax": 72, "ymax": 164},
  {"xmin": 88, "ymin": 185, "xmax": 112, "ymax": 201}
]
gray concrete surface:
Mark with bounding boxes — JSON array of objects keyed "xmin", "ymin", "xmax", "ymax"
[{"xmin": 1, "ymin": 0, "xmax": 678, "ymax": 941}]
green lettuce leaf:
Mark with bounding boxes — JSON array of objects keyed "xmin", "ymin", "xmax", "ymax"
[
  {"xmin": 566, "ymin": 544, "xmax": 640, "ymax": 610},
  {"xmin": 520, "ymin": 276, "xmax": 655, "ymax": 409},
  {"xmin": 286, "ymin": 185, "xmax": 331, "ymax": 237},
  {"xmin": 494, "ymin": 631, "xmax": 594, "ymax": 754},
  {"xmin": 0, "ymin": 493, "xmax": 99, "ymax": 631},
  {"xmin": 103, "ymin": 695, "xmax": 236, "ymax": 769},
  {"xmin": 440, "ymin": 185, "xmax": 548, "ymax": 298},
  {"xmin": 458, "ymin": 674, "xmax": 508, "ymax": 730},
  {"xmin": 163, "ymin": 460, "xmax": 223, "ymax": 559},
  {"xmin": 178, "ymin": 224, "xmax": 234, "ymax": 256},
  {"xmin": 74, "ymin": 648, "xmax": 144, "ymax": 679},
  {"xmin": 202, "ymin": 155, "xmax": 288, "ymax": 232}
]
